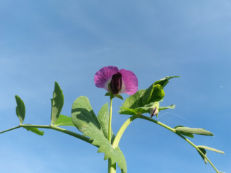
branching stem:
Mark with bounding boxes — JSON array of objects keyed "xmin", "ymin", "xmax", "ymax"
[
  {"xmin": 113, "ymin": 114, "xmax": 220, "ymax": 173},
  {"xmin": 0, "ymin": 124, "xmax": 92, "ymax": 144}
]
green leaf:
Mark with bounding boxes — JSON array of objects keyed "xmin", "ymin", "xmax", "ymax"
[
  {"xmin": 51, "ymin": 82, "xmax": 64, "ymax": 124},
  {"xmin": 120, "ymin": 103, "xmax": 175, "ymax": 116},
  {"xmin": 174, "ymin": 126, "xmax": 194, "ymax": 138},
  {"xmin": 175, "ymin": 126, "xmax": 213, "ymax": 136},
  {"xmin": 197, "ymin": 145, "xmax": 224, "ymax": 154},
  {"xmin": 15, "ymin": 95, "xmax": 26, "ymax": 124},
  {"xmin": 23, "ymin": 126, "xmax": 44, "ymax": 136},
  {"xmin": 120, "ymin": 103, "xmax": 153, "ymax": 116},
  {"xmin": 54, "ymin": 115, "xmax": 74, "ymax": 126},
  {"xmin": 197, "ymin": 147, "xmax": 208, "ymax": 164},
  {"xmin": 154, "ymin": 76, "xmax": 179, "ymax": 88},
  {"xmin": 120, "ymin": 76, "xmax": 178, "ymax": 116},
  {"xmin": 72, "ymin": 96, "xmax": 127, "ymax": 173},
  {"xmin": 119, "ymin": 89, "xmax": 150, "ymax": 116},
  {"xmin": 97, "ymin": 103, "xmax": 110, "ymax": 138},
  {"xmin": 142, "ymin": 84, "xmax": 165, "ymax": 104},
  {"xmin": 97, "ymin": 104, "xmax": 116, "ymax": 142},
  {"xmin": 120, "ymin": 90, "xmax": 145, "ymax": 110},
  {"xmin": 159, "ymin": 104, "xmax": 176, "ymax": 111}
]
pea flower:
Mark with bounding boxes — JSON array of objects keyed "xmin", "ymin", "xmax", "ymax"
[
  {"xmin": 150, "ymin": 102, "xmax": 159, "ymax": 118},
  {"xmin": 94, "ymin": 66, "xmax": 138, "ymax": 95}
]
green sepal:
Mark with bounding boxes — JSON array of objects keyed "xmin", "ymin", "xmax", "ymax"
[
  {"xmin": 115, "ymin": 94, "xmax": 123, "ymax": 100},
  {"xmin": 54, "ymin": 115, "xmax": 74, "ymax": 126},
  {"xmin": 23, "ymin": 126, "xmax": 44, "ymax": 136},
  {"xmin": 15, "ymin": 95, "xmax": 26, "ymax": 124},
  {"xmin": 105, "ymin": 92, "xmax": 113, "ymax": 97},
  {"xmin": 51, "ymin": 82, "xmax": 64, "ymax": 124},
  {"xmin": 105, "ymin": 92, "xmax": 123, "ymax": 100},
  {"xmin": 71, "ymin": 96, "xmax": 127, "ymax": 173}
]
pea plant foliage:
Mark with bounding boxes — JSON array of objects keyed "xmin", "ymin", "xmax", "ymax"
[{"xmin": 0, "ymin": 66, "xmax": 224, "ymax": 173}]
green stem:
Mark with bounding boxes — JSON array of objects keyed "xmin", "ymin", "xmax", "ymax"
[
  {"xmin": 112, "ymin": 115, "xmax": 175, "ymax": 148},
  {"xmin": 21, "ymin": 124, "xmax": 92, "ymax": 144},
  {"xmin": 51, "ymin": 126, "xmax": 92, "ymax": 144},
  {"xmin": 137, "ymin": 115, "xmax": 220, "ymax": 173},
  {"xmin": 132, "ymin": 115, "xmax": 175, "ymax": 131},
  {"xmin": 0, "ymin": 125, "xmax": 20, "ymax": 134},
  {"xmin": 108, "ymin": 97, "xmax": 116, "ymax": 173},
  {"xmin": 1, "ymin": 124, "xmax": 92, "ymax": 144},
  {"xmin": 178, "ymin": 135, "xmax": 220, "ymax": 173},
  {"xmin": 113, "ymin": 114, "xmax": 220, "ymax": 173},
  {"xmin": 112, "ymin": 116, "xmax": 137, "ymax": 148},
  {"xmin": 108, "ymin": 97, "xmax": 113, "ymax": 143}
]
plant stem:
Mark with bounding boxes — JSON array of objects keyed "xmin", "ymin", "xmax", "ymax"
[
  {"xmin": 21, "ymin": 124, "xmax": 92, "ymax": 144},
  {"xmin": 1, "ymin": 124, "xmax": 92, "ymax": 144},
  {"xmin": 108, "ymin": 97, "xmax": 113, "ymax": 144},
  {"xmin": 0, "ymin": 125, "xmax": 20, "ymax": 134},
  {"xmin": 113, "ymin": 114, "xmax": 220, "ymax": 173},
  {"xmin": 137, "ymin": 115, "xmax": 220, "ymax": 173},
  {"xmin": 112, "ymin": 116, "xmax": 137, "ymax": 148},
  {"xmin": 108, "ymin": 97, "xmax": 116, "ymax": 173},
  {"xmin": 137, "ymin": 115, "xmax": 176, "ymax": 132},
  {"xmin": 178, "ymin": 135, "xmax": 220, "ymax": 173}
]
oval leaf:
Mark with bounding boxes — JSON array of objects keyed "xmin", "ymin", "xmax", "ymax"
[
  {"xmin": 15, "ymin": 95, "xmax": 25, "ymax": 124},
  {"xmin": 23, "ymin": 126, "xmax": 44, "ymax": 136},
  {"xmin": 174, "ymin": 125, "xmax": 194, "ymax": 138},
  {"xmin": 51, "ymin": 82, "xmax": 64, "ymax": 124},
  {"xmin": 175, "ymin": 127, "xmax": 213, "ymax": 136}
]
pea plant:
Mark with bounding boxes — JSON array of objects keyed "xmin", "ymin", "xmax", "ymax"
[{"xmin": 0, "ymin": 66, "xmax": 224, "ymax": 173}]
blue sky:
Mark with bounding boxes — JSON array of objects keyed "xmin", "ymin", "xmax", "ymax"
[{"xmin": 0, "ymin": 0, "xmax": 230, "ymax": 173}]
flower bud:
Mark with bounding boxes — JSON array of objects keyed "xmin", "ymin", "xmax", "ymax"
[{"xmin": 150, "ymin": 102, "xmax": 159, "ymax": 118}]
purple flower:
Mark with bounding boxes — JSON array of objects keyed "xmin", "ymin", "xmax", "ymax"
[{"xmin": 94, "ymin": 66, "xmax": 138, "ymax": 95}]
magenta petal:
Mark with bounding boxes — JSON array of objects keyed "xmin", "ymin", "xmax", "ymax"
[
  {"xmin": 94, "ymin": 66, "xmax": 119, "ymax": 89},
  {"xmin": 119, "ymin": 69, "xmax": 138, "ymax": 95}
]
